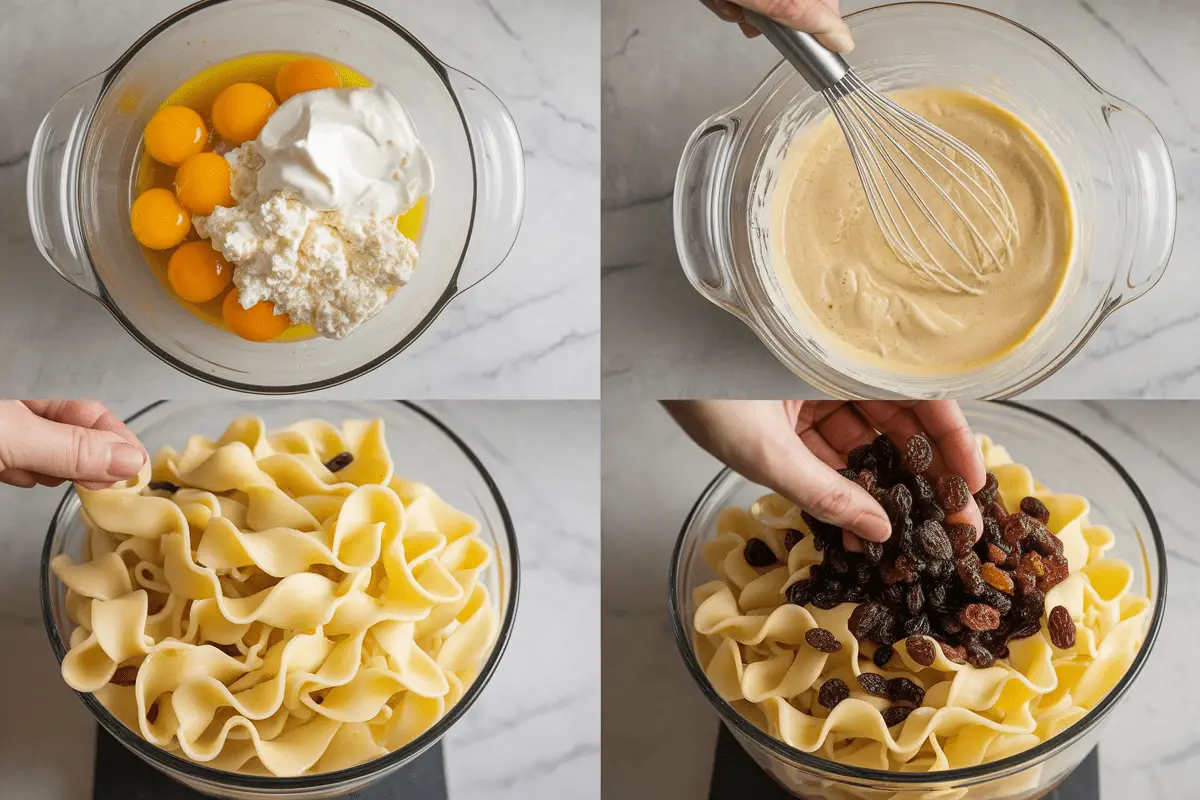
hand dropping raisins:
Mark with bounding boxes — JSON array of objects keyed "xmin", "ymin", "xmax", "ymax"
[
  {"xmin": 935, "ymin": 475, "xmax": 971, "ymax": 514},
  {"xmin": 902, "ymin": 433, "xmax": 934, "ymax": 474},
  {"xmin": 743, "ymin": 538, "xmax": 777, "ymax": 567},
  {"xmin": 905, "ymin": 636, "xmax": 936, "ymax": 667},
  {"xmin": 818, "ymin": 678, "xmax": 850, "ymax": 710},
  {"xmin": 323, "ymin": 451, "xmax": 354, "ymax": 472},
  {"xmin": 1048, "ymin": 606, "xmax": 1076, "ymax": 649},
  {"xmin": 1020, "ymin": 496, "xmax": 1051, "ymax": 524},
  {"xmin": 805, "ymin": 628, "xmax": 842, "ymax": 653}
]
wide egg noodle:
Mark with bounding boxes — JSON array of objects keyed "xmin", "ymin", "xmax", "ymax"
[
  {"xmin": 52, "ymin": 417, "xmax": 499, "ymax": 777},
  {"xmin": 694, "ymin": 435, "xmax": 1148, "ymax": 792}
]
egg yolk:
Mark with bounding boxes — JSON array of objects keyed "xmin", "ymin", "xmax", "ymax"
[
  {"xmin": 131, "ymin": 189, "xmax": 191, "ymax": 250},
  {"xmin": 143, "ymin": 106, "xmax": 208, "ymax": 166},
  {"xmin": 276, "ymin": 58, "xmax": 342, "ymax": 102},
  {"xmin": 168, "ymin": 241, "xmax": 232, "ymax": 303},
  {"xmin": 175, "ymin": 152, "xmax": 234, "ymax": 215},
  {"xmin": 211, "ymin": 83, "xmax": 278, "ymax": 144},
  {"xmin": 223, "ymin": 289, "xmax": 291, "ymax": 341}
]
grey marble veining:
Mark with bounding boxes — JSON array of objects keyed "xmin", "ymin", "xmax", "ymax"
[
  {"xmin": 602, "ymin": 398, "xmax": 1198, "ymax": 799},
  {"xmin": 602, "ymin": 0, "xmax": 1200, "ymax": 400},
  {"xmin": 0, "ymin": 400, "xmax": 599, "ymax": 799},
  {"xmin": 0, "ymin": 0, "xmax": 599, "ymax": 400}
]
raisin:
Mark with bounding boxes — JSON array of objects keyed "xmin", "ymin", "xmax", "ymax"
[
  {"xmin": 148, "ymin": 480, "xmax": 180, "ymax": 493},
  {"xmin": 1019, "ymin": 551, "xmax": 1045, "ymax": 578},
  {"xmin": 882, "ymin": 484, "xmax": 913, "ymax": 526},
  {"xmin": 1014, "ymin": 571, "xmax": 1037, "ymax": 596},
  {"xmin": 857, "ymin": 672, "xmax": 891, "ymax": 698},
  {"xmin": 786, "ymin": 579, "xmax": 814, "ymax": 606},
  {"xmin": 903, "ymin": 614, "xmax": 932, "ymax": 638},
  {"xmin": 980, "ymin": 563, "xmax": 1015, "ymax": 594},
  {"xmin": 960, "ymin": 603, "xmax": 1002, "ymax": 632},
  {"xmin": 908, "ymin": 474, "xmax": 935, "ymax": 503},
  {"xmin": 965, "ymin": 642, "xmax": 996, "ymax": 668},
  {"xmin": 887, "ymin": 677, "xmax": 926, "ymax": 706},
  {"xmin": 916, "ymin": 520, "xmax": 953, "ymax": 560},
  {"xmin": 848, "ymin": 602, "xmax": 888, "ymax": 641},
  {"xmin": 743, "ymin": 538, "xmax": 777, "ymax": 568},
  {"xmin": 111, "ymin": 666, "xmax": 139, "ymax": 686},
  {"xmin": 812, "ymin": 593, "xmax": 842, "ymax": 610},
  {"xmin": 1039, "ymin": 554, "xmax": 1070, "ymax": 592},
  {"xmin": 984, "ymin": 542, "xmax": 1010, "ymax": 566},
  {"xmin": 979, "ymin": 586, "xmax": 1013, "ymax": 615},
  {"xmin": 856, "ymin": 469, "xmax": 879, "ymax": 495},
  {"xmin": 848, "ymin": 444, "xmax": 878, "ymax": 472},
  {"xmin": 824, "ymin": 546, "xmax": 851, "ymax": 576},
  {"xmin": 784, "ymin": 529, "xmax": 804, "ymax": 550},
  {"xmin": 873, "ymin": 435, "xmax": 898, "ymax": 473},
  {"xmin": 905, "ymin": 636, "xmax": 936, "ymax": 667},
  {"xmin": 838, "ymin": 467, "xmax": 858, "ymax": 481},
  {"xmin": 939, "ymin": 642, "xmax": 968, "ymax": 664},
  {"xmin": 214, "ymin": 642, "xmax": 242, "ymax": 658},
  {"xmin": 902, "ymin": 434, "xmax": 934, "ymax": 474},
  {"xmin": 882, "ymin": 562, "xmax": 915, "ymax": 586},
  {"xmin": 1020, "ymin": 496, "xmax": 1051, "ymax": 524},
  {"xmin": 982, "ymin": 517, "xmax": 1004, "ymax": 547},
  {"xmin": 1009, "ymin": 618, "xmax": 1043, "ymax": 640},
  {"xmin": 818, "ymin": 678, "xmax": 850, "ymax": 710},
  {"xmin": 882, "ymin": 706, "xmax": 914, "ymax": 728},
  {"xmin": 1026, "ymin": 526, "xmax": 1065, "ymax": 558},
  {"xmin": 146, "ymin": 700, "xmax": 160, "ymax": 724},
  {"xmin": 928, "ymin": 559, "xmax": 954, "ymax": 582},
  {"xmin": 925, "ymin": 583, "xmax": 950, "ymax": 614},
  {"xmin": 988, "ymin": 500, "xmax": 1009, "ymax": 522},
  {"xmin": 805, "ymin": 628, "xmax": 843, "ymax": 653},
  {"xmin": 1047, "ymin": 606, "xmax": 1076, "ymax": 649},
  {"xmin": 935, "ymin": 475, "xmax": 971, "ymax": 514},
  {"xmin": 844, "ymin": 586, "xmax": 869, "ymax": 603},
  {"xmin": 873, "ymin": 644, "xmax": 894, "ymax": 668},
  {"xmin": 974, "ymin": 473, "xmax": 999, "ymax": 508},
  {"xmin": 1018, "ymin": 589, "xmax": 1047, "ymax": 622},
  {"xmin": 919, "ymin": 499, "xmax": 946, "ymax": 524},
  {"xmin": 905, "ymin": 584, "xmax": 925, "ymax": 617},
  {"xmin": 955, "ymin": 552, "xmax": 987, "ymax": 596},
  {"xmin": 945, "ymin": 523, "xmax": 976, "ymax": 557},
  {"xmin": 323, "ymin": 451, "xmax": 354, "ymax": 472},
  {"xmin": 1002, "ymin": 515, "xmax": 1029, "ymax": 548}
]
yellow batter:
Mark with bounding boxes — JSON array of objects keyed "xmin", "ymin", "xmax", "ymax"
[{"xmin": 772, "ymin": 88, "xmax": 1073, "ymax": 374}]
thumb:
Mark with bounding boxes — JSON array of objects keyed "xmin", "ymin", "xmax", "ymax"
[
  {"xmin": 755, "ymin": 0, "xmax": 855, "ymax": 52},
  {"xmin": 759, "ymin": 438, "xmax": 891, "ymax": 543},
  {"xmin": 0, "ymin": 414, "xmax": 145, "ymax": 483}
]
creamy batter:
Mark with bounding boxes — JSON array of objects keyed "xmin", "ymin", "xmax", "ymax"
[{"xmin": 772, "ymin": 88, "xmax": 1073, "ymax": 374}]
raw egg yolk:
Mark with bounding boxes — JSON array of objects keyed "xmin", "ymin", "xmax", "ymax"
[
  {"xmin": 168, "ymin": 241, "xmax": 232, "ymax": 303},
  {"xmin": 143, "ymin": 106, "xmax": 208, "ymax": 166},
  {"xmin": 276, "ymin": 58, "xmax": 342, "ymax": 102},
  {"xmin": 131, "ymin": 188, "xmax": 191, "ymax": 250},
  {"xmin": 175, "ymin": 152, "xmax": 234, "ymax": 215},
  {"xmin": 211, "ymin": 83, "xmax": 278, "ymax": 144},
  {"xmin": 223, "ymin": 289, "xmax": 291, "ymax": 341}
]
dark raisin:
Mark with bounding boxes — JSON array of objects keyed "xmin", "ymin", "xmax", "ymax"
[
  {"xmin": 940, "ymin": 642, "xmax": 968, "ymax": 664},
  {"xmin": 873, "ymin": 644, "xmax": 894, "ymax": 668},
  {"xmin": 982, "ymin": 517, "xmax": 1004, "ymax": 547},
  {"xmin": 945, "ymin": 523, "xmax": 976, "ymax": 557},
  {"xmin": 1013, "ymin": 571, "xmax": 1037, "ymax": 596},
  {"xmin": 848, "ymin": 444, "xmax": 878, "ymax": 472},
  {"xmin": 214, "ymin": 642, "xmax": 242, "ymax": 658},
  {"xmin": 936, "ymin": 614, "xmax": 965, "ymax": 638},
  {"xmin": 935, "ymin": 475, "xmax": 971, "ymax": 513},
  {"xmin": 960, "ymin": 603, "xmax": 1002, "ymax": 632},
  {"xmin": 844, "ymin": 586, "xmax": 869, "ymax": 603},
  {"xmin": 824, "ymin": 546, "xmax": 851, "ymax": 576},
  {"xmin": 965, "ymin": 642, "xmax": 996, "ymax": 668},
  {"xmin": 919, "ymin": 499, "xmax": 945, "ymax": 523},
  {"xmin": 873, "ymin": 435, "xmax": 898, "ymax": 473},
  {"xmin": 915, "ymin": 520, "xmax": 953, "ymax": 560},
  {"xmin": 927, "ymin": 559, "xmax": 954, "ymax": 582},
  {"xmin": 786, "ymin": 579, "xmax": 814, "ymax": 607},
  {"xmin": 925, "ymin": 583, "xmax": 950, "ymax": 615},
  {"xmin": 856, "ymin": 469, "xmax": 879, "ymax": 495},
  {"xmin": 989, "ymin": 500, "xmax": 1009, "ymax": 522},
  {"xmin": 902, "ymin": 434, "xmax": 934, "ymax": 474},
  {"xmin": 882, "ymin": 484, "xmax": 913, "ymax": 526},
  {"xmin": 887, "ymin": 676, "xmax": 926, "ymax": 706},
  {"xmin": 818, "ymin": 678, "xmax": 850, "ymax": 710},
  {"xmin": 323, "ymin": 451, "xmax": 354, "ymax": 472},
  {"xmin": 1009, "ymin": 618, "xmax": 1043, "ymax": 640},
  {"xmin": 1027, "ymin": 526, "xmax": 1065, "ymax": 559},
  {"xmin": 903, "ymin": 614, "xmax": 932, "ymax": 638},
  {"xmin": 805, "ymin": 628, "xmax": 843, "ymax": 653},
  {"xmin": 743, "ymin": 538, "xmax": 777, "ymax": 568},
  {"xmin": 882, "ymin": 706, "xmax": 914, "ymax": 728},
  {"xmin": 980, "ymin": 563, "xmax": 1015, "ymax": 594},
  {"xmin": 1047, "ymin": 606, "xmax": 1076, "ymax": 649},
  {"xmin": 812, "ymin": 593, "xmax": 842, "ymax": 610},
  {"xmin": 784, "ymin": 529, "xmax": 804, "ymax": 550},
  {"xmin": 955, "ymin": 552, "xmax": 987, "ymax": 596},
  {"xmin": 974, "ymin": 473, "xmax": 999, "ymax": 509},
  {"xmin": 979, "ymin": 586, "xmax": 1013, "ymax": 615},
  {"xmin": 852, "ymin": 561, "xmax": 875, "ymax": 587},
  {"xmin": 905, "ymin": 584, "xmax": 925, "ymax": 617},
  {"xmin": 145, "ymin": 700, "xmax": 160, "ymax": 723},
  {"xmin": 1039, "ymin": 554, "xmax": 1070, "ymax": 593},
  {"xmin": 1020, "ymin": 496, "xmax": 1051, "ymax": 524},
  {"xmin": 1002, "ymin": 515, "xmax": 1029, "ymax": 548},
  {"xmin": 838, "ymin": 467, "xmax": 858, "ymax": 481},
  {"xmin": 111, "ymin": 666, "xmax": 139, "ymax": 686},
  {"xmin": 908, "ymin": 474, "xmax": 935, "ymax": 503},
  {"xmin": 905, "ymin": 636, "xmax": 936, "ymax": 667},
  {"xmin": 857, "ymin": 672, "xmax": 891, "ymax": 698},
  {"xmin": 147, "ymin": 481, "xmax": 180, "ymax": 493}
]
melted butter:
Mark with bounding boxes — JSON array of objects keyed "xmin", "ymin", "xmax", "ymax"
[
  {"xmin": 136, "ymin": 52, "xmax": 428, "ymax": 343},
  {"xmin": 772, "ymin": 88, "xmax": 1073, "ymax": 374}
]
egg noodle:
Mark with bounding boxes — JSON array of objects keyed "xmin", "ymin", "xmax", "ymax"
[
  {"xmin": 693, "ymin": 436, "xmax": 1148, "ymax": 778},
  {"xmin": 52, "ymin": 417, "xmax": 498, "ymax": 777}
]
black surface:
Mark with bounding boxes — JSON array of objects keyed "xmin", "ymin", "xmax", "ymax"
[
  {"xmin": 710, "ymin": 723, "xmax": 1101, "ymax": 799},
  {"xmin": 93, "ymin": 727, "xmax": 449, "ymax": 799}
]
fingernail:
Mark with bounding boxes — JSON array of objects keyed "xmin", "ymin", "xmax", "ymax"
[
  {"xmin": 107, "ymin": 444, "xmax": 145, "ymax": 479},
  {"xmin": 856, "ymin": 512, "xmax": 892, "ymax": 542},
  {"xmin": 820, "ymin": 24, "xmax": 856, "ymax": 54}
]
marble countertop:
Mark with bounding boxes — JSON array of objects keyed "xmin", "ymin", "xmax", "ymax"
[
  {"xmin": 0, "ymin": 400, "xmax": 599, "ymax": 799},
  {"xmin": 0, "ymin": 0, "xmax": 598, "ymax": 401},
  {"xmin": 602, "ymin": 399, "xmax": 1197, "ymax": 798},
  {"xmin": 602, "ymin": 0, "xmax": 1200, "ymax": 399}
]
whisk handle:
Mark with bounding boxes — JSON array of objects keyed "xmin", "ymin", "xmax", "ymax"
[{"xmin": 744, "ymin": 12, "xmax": 849, "ymax": 91}]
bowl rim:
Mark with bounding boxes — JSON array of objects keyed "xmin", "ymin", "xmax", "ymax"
[
  {"xmin": 40, "ymin": 399, "xmax": 521, "ymax": 789},
  {"xmin": 667, "ymin": 400, "xmax": 1167, "ymax": 786},
  {"xmin": 80, "ymin": 0, "xmax": 483, "ymax": 395}
]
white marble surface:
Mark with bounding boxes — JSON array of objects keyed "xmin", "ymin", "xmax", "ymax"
[
  {"xmin": 0, "ymin": 400, "xmax": 599, "ymax": 799},
  {"xmin": 0, "ymin": 0, "xmax": 598, "ymax": 400},
  {"xmin": 602, "ymin": 399, "xmax": 1198, "ymax": 798},
  {"xmin": 602, "ymin": 0, "xmax": 1200, "ymax": 399}
]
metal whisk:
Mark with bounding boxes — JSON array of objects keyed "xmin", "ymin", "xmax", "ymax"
[{"xmin": 748, "ymin": 13, "xmax": 1018, "ymax": 294}]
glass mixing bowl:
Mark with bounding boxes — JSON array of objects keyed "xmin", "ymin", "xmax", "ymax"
[
  {"xmin": 41, "ymin": 400, "xmax": 520, "ymax": 799},
  {"xmin": 669, "ymin": 401, "xmax": 1166, "ymax": 799},
  {"xmin": 675, "ymin": 3, "xmax": 1176, "ymax": 399},
  {"xmin": 28, "ymin": 0, "xmax": 525, "ymax": 393}
]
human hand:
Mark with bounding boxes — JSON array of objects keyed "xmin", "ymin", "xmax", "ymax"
[
  {"xmin": 0, "ymin": 400, "xmax": 147, "ymax": 490},
  {"xmin": 662, "ymin": 400, "xmax": 986, "ymax": 551},
  {"xmin": 699, "ymin": 0, "xmax": 855, "ymax": 52}
]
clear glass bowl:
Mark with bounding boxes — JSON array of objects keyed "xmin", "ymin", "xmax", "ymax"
[
  {"xmin": 669, "ymin": 401, "xmax": 1166, "ymax": 799},
  {"xmin": 28, "ymin": 0, "xmax": 525, "ymax": 393},
  {"xmin": 675, "ymin": 2, "xmax": 1176, "ymax": 399},
  {"xmin": 40, "ymin": 400, "xmax": 520, "ymax": 799}
]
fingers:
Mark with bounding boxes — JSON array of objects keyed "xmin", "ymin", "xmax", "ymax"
[
  {"xmin": 748, "ymin": 0, "xmax": 855, "ymax": 52},
  {"xmin": 0, "ymin": 402, "xmax": 145, "ymax": 484},
  {"xmin": 911, "ymin": 402, "xmax": 986, "ymax": 492}
]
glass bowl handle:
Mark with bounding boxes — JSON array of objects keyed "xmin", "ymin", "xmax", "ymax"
[
  {"xmin": 1105, "ymin": 97, "xmax": 1177, "ymax": 310},
  {"xmin": 445, "ymin": 66, "xmax": 526, "ymax": 293},
  {"xmin": 674, "ymin": 116, "xmax": 748, "ymax": 321},
  {"xmin": 26, "ymin": 74, "xmax": 105, "ymax": 301}
]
